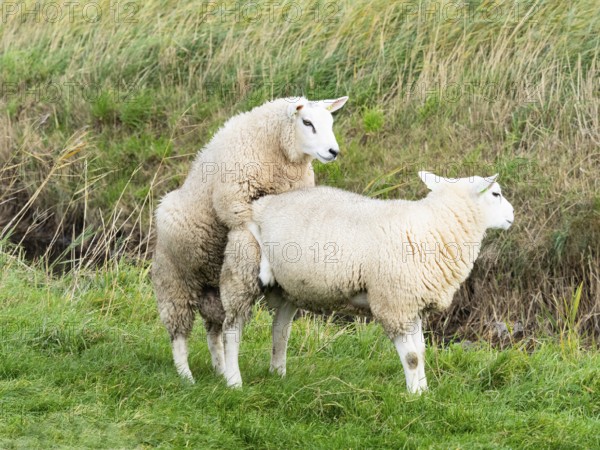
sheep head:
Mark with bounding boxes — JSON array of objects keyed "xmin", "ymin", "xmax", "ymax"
[
  {"xmin": 286, "ymin": 96, "xmax": 348, "ymax": 163},
  {"xmin": 418, "ymin": 170, "xmax": 514, "ymax": 230}
]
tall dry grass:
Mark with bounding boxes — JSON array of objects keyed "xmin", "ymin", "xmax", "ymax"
[{"xmin": 1, "ymin": 0, "xmax": 598, "ymax": 339}]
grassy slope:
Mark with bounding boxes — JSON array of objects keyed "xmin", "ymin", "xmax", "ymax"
[
  {"xmin": 1, "ymin": 256, "xmax": 599, "ymax": 449},
  {"xmin": 1, "ymin": 0, "xmax": 599, "ymax": 336}
]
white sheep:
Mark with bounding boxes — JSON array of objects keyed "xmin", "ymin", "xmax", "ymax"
[
  {"xmin": 220, "ymin": 171, "xmax": 514, "ymax": 391},
  {"xmin": 152, "ymin": 96, "xmax": 348, "ymax": 382}
]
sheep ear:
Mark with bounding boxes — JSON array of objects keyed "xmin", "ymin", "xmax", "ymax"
[
  {"xmin": 418, "ymin": 171, "xmax": 441, "ymax": 191},
  {"xmin": 311, "ymin": 96, "xmax": 349, "ymax": 113},
  {"xmin": 323, "ymin": 96, "xmax": 349, "ymax": 113},
  {"xmin": 476, "ymin": 174, "xmax": 499, "ymax": 194},
  {"xmin": 287, "ymin": 99, "xmax": 307, "ymax": 118}
]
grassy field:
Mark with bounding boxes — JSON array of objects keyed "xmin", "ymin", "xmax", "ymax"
[
  {"xmin": 1, "ymin": 253, "xmax": 599, "ymax": 449},
  {"xmin": 1, "ymin": 0, "xmax": 599, "ymax": 447}
]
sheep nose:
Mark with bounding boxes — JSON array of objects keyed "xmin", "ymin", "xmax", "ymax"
[{"xmin": 328, "ymin": 148, "xmax": 339, "ymax": 157}]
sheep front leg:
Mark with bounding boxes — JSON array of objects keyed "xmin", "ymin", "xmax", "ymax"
[
  {"xmin": 392, "ymin": 334, "xmax": 423, "ymax": 394},
  {"xmin": 247, "ymin": 221, "xmax": 275, "ymax": 287},
  {"xmin": 410, "ymin": 316, "xmax": 428, "ymax": 391},
  {"xmin": 220, "ymin": 228, "xmax": 261, "ymax": 388},
  {"xmin": 270, "ymin": 298, "xmax": 297, "ymax": 376}
]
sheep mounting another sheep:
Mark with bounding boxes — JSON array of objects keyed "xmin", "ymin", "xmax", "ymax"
[
  {"xmin": 152, "ymin": 96, "xmax": 348, "ymax": 383},
  {"xmin": 220, "ymin": 171, "xmax": 514, "ymax": 392}
]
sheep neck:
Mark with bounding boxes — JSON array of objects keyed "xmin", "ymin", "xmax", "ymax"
[{"xmin": 415, "ymin": 190, "xmax": 487, "ymax": 290}]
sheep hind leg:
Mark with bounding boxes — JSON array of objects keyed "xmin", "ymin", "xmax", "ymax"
[
  {"xmin": 171, "ymin": 336, "xmax": 194, "ymax": 383},
  {"xmin": 153, "ymin": 266, "xmax": 196, "ymax": 383},
  {"xmin": 222, "ymin": 315, "xmax": 244, "ymax": 388},
  {"xmin": 206, "ymin": 322, "xmax": 225, "ymax": 376},
  {"xmin": 392, "ymin": 333, "xmax": 422, "ymax": 394},
  {"xmin": 268, "ymin": 293, "xmax": 297, "ymax": 376},
  {"xmin": 160, "ymin": 292, "xmax": 195, "ymax": 382}
]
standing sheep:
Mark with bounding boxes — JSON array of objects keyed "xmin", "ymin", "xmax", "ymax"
[
  {"xmin": 220, "ymin": 171, "xmax": 514, "ymax": 391},
  {"xmin": 152, "ymin": 96, "xmax": 348, "ymax": 382}
]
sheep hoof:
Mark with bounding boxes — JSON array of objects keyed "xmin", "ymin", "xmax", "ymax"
[
  {"xmin": 269, "ymin": 366, "xmax": 286, "ymax": 377},
  {"xmin": 409, "ymin": 385, "xmax": 427, "ymax": 395},
  {"xmin": 176, "ymin": 368, "xmax": 195, "ymax": 384},
  {"xmin": 225, "ymin": 373, "xmax": 243, "ymax": 389}
]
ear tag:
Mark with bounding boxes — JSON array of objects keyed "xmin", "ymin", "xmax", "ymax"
[{"xmin": 479, "ymin": 184, "xmax": 493, "ymax": 195}]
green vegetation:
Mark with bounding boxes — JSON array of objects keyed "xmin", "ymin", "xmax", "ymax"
[
  {"xmin": 2, "ymin": 1, "xmax": 597, "ymax": 335},
  {"xmin": 1, "ymin": 254, "xmax": 599, "ymax": 448},
  {"xmin": 1, "ymin": 0, "xmax": 598, "ymax": 336},
  {"xmin": 1, "ymin": 1, "xmax": 599, "ymax": 446}
]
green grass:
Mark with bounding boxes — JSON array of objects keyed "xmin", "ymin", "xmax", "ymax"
[
  {"xmin": 1, "ymin": 256, "xmax": 599, "ymax": 449},
  {"xmin": 1, "ymin": 3, "xmax": 599, "ymax": 446}
]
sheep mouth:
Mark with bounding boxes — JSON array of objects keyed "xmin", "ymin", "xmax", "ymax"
[{"xmin": 317, "ymin": 153, "xmax": 337, "ymax": 162}]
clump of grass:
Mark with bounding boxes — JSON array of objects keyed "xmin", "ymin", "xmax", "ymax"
[
  {"xmin": 362, "ymin": 108, "xmax": 385, "ymax": 134},
  {"xmin": 90, "ymin": 91, "xmax": 117, "ymax": 124}
]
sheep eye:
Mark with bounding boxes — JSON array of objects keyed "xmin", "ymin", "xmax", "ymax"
[
  {"xmin": 302, "ymin": 119, "xmax": 316, "ymax": 133},
  {"xmin": 492, "ymin": 192, "xmax": 501, "ymax": 198}
]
